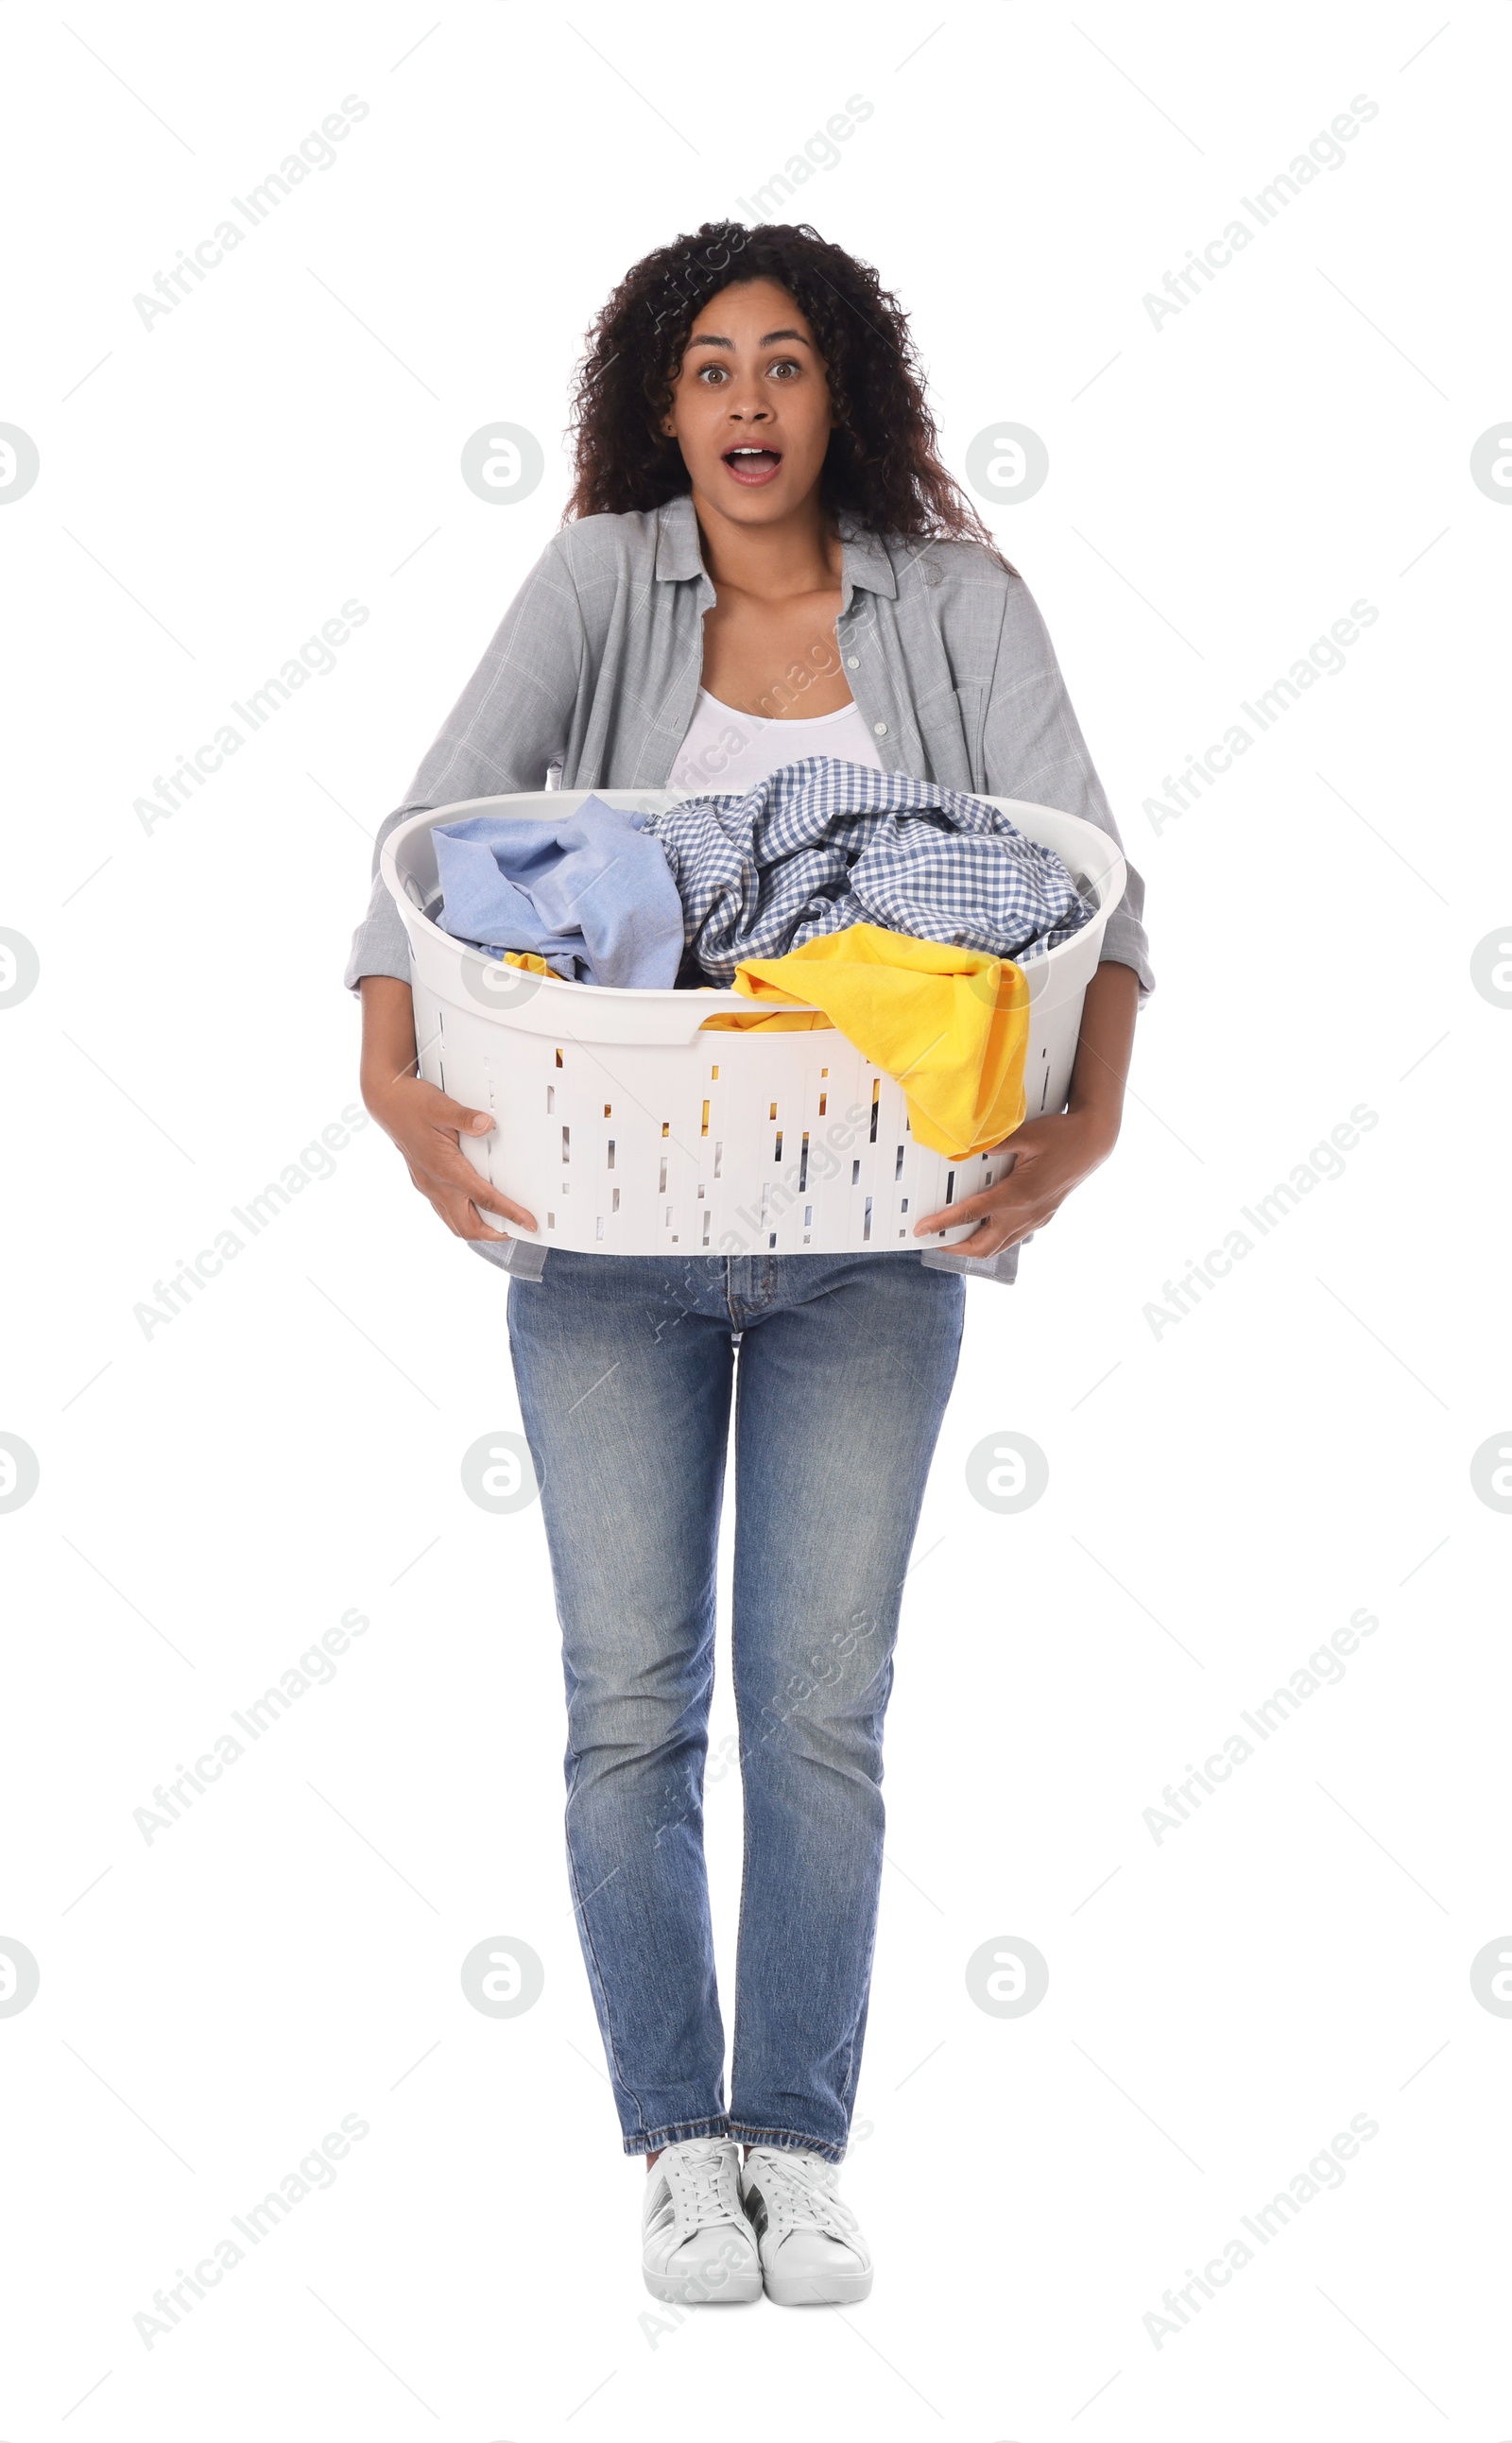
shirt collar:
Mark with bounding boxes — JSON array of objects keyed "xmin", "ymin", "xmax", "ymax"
[
  {"xmin": 653, "ymin": 492, "xmax": 899, "ymax": 605},
  {"xmin": 834, "ymin": 514, "xmax": 898, "ymax": 604},
  {"xmin": 653, "ymin": 492, "xmax": 707, "ymax": 583}
]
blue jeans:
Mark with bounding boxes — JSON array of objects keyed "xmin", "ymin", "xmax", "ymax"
[{"xmin": 507, "ymin": 1250, "xmax": 966, "ymax": 2163}]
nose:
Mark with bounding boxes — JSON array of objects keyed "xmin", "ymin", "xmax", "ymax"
[{"xmin": 726, "ymin": 382, "xmax": 771, "ymax": 425}]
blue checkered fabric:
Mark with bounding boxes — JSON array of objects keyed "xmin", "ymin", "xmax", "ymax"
[{"xmin": 644, "ymin": 756, "xmax": 1096, "ymax": 986}]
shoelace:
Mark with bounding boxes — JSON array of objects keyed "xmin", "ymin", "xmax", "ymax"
[
  {"xmin": 747, "ymin": 2151, "xmax": 860, "ymax": 2244},
  {"xmin": 663, "ymin": 2140, "xmax": 742, "ymax": 2233}
]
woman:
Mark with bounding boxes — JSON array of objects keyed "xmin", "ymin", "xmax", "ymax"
[{"xmin": 347, "ymin": 222, "xmax": 1153, "ymax": 2307}]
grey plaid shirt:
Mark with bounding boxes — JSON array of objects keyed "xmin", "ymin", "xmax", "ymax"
[{"xmin": 344, "ymin": 493, "xmax": 1154, "ymax": 1285}]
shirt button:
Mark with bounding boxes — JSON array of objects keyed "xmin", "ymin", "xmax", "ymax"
[
  {"xmin": 873, "ymin": 721, "xmax": 887, "ymax": 736},
  {"xmin": 847, "ymin": 656, "xmax": 859, "ymax": 669}
]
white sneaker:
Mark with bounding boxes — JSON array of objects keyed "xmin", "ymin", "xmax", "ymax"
[
  {"xmin": 741, "ymin": 2147, "xmax": 874, "ymax": 2305},
  {"xmin": 641, "ymin": 2137, "xmax": 762, "ymax": 2304}
]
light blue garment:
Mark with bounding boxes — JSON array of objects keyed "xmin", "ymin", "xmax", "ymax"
[
  {"xmin": 506, "ymin": 1247, "xmax": 965, "ymax": 2161},
  {"xmin": 432, "ymin": 796, "xmax": 684, "ymax": 987}
]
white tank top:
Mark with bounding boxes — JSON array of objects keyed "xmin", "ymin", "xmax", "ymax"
[{"xmin": 669, "ymin": 687, "xmax": 886, "ymax": 797}]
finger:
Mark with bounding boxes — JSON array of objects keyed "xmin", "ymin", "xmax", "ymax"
[
  {"xmin": 918, "ymin": 1192, "xmax": 1036, "ymax": 1247},
  {"xmin": 912, "ymin": 1193, "xmax": 1002, "ymax": 1235},
  {"xmin": 415, "ymin": 1149, "xmax": 538, "ymax": 1230},
  {"xmin": 415, "ymin": 1083, "xmax": 495, "ymax": 1137},
  {"xmin": 455, "ymin": 1183, "xmax": 538, "ymax": 1232},
  {"xmin": 458, "ymin": 1202, "xmax": 512, "ymax": 1241},
  {"xmin": 950, "ymin": 1228, "xmax": 1015, "ymax": 1256},
  {"xmin": 939, "ymin": 1232, "xmax": 1014, "ymax": 1261},
  {"xmin": 481, "ymin": 1196, "xmax": 539, "ymax": 1232},
  {"xmin": 429, "ymin": 1184, "xmax": 511, "ymax": 1242},
  {"xmin": 954, "ymin": 1210, "xmax": 1044, "ymax": 1255}
]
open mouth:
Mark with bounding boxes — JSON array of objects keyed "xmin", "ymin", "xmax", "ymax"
[{"xmin": 722, "ymin": 445, "xmax": 783, "ymax": 486}]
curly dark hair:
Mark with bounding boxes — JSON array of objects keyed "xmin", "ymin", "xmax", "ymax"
[{"xmin": 564, "ymin": 220, "xmax": 1008, "ymax": 563}]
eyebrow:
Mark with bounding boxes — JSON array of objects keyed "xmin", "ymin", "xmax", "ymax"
[{"xmin": 685, "ymin": 328, "xmax": 813, "ymax": 351}]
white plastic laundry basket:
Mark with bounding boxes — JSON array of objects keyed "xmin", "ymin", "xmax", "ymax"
[{"xmin": 381, "ymin": 790, "xmax": 1125, "ymax": 1257}]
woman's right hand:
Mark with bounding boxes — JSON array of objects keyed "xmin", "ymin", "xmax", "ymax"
[
  {"xmin": 358, "ymin": 975, "xmax": 538, "ymax": 1241},
  {"xmin": 370, "ymin": 1073, "xmax": 538, "ymax": 1241}
]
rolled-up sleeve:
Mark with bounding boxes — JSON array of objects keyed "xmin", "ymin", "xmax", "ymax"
[
  {"xmin": 344, "ymin": 536, "xmax": 588, "ymax": 991},
  {"xmin": 981, "ymin": 576, "xmax": 1154, "ymax": 1004}
]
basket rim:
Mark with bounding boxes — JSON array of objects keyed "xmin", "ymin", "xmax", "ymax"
[{"xmin": 380, "ymin": 786, "xmax": 1126, "ymax": 1009}]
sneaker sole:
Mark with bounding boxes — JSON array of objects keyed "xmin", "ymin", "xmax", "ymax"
[
  {"xmin": 643, "ymin": 2264, "xmax": 764, "ymax": 2306},
  {"xmin": 762, "ymin": 2264, "xmax": 874, "ymax": 2307}
]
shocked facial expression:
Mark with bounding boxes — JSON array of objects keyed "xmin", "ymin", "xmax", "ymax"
[{"xmin": 661, "ymin": 278, "xmax": 833, "ymax": 527}]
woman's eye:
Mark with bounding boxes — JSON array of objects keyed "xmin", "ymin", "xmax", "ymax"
[
  {"xmin": 696, "ymin": 364, "xmax": 727, "ymax": 383},
  {"xmin": 768, "ymin": 359, "xmax": 800, "ymax": 379}
]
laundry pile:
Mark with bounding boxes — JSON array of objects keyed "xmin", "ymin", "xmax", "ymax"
[
  {"xmin": 641, "ymin": 757, "xmax": 1094, "ymax": 981},
  {"xmin": 431, "ymin": 757, "xmax": 1096, "ymax": 1159}
]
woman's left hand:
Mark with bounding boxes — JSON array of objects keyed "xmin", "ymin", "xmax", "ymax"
[{"xmin": 912, "ymin": 1107, "xmax": 1119, "ymax": 1257}]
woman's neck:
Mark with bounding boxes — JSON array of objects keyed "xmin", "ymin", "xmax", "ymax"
[{"xmin": 688, "ymin": 487, "xmax": 842, "ymax": 602}]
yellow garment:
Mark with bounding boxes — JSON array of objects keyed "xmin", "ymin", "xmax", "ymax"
[
  {"xmin": 700, "ymin": 922, "xmax": 1030, "ymax": 1159},
  {"xmin": 499, "ymin": 950, "xmax": 568, "ymax": 978},
  {"xmin": 698, "ymin": 1005, "xmax": 834, "ymax": 1032}
]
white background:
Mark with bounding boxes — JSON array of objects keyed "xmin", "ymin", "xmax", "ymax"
[{"xmin": 2, "ymin": 2, "xmax": 1507, "ymax": 2434}]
